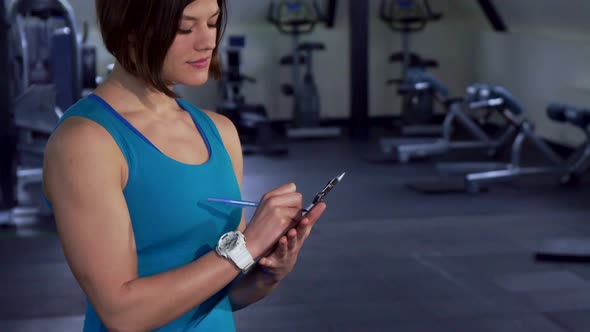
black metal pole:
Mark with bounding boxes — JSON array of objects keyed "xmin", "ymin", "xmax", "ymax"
[
  {"xmin": 349, "ymin": 0, "xmax": 369, "ymax": 139},
  {"xmin": 477, "ymin": 0, "xmax": 508, "ymax": 32},
  {"xmin": 325, "ymin": 0, "xmax": 337, "ymax": 28},
  {"xmin": 0, "ymin": 1, "xmax": 18, "ymax": 211}
]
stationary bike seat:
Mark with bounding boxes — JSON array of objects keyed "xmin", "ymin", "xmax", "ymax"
[
  {"xmin": 298, "ymin": 42, "xmax": 325, "ymax": 51},
  {"xmin": 389, "ymin": 52, "xmax": 438, "ymax": 69},
  {"xmin": 465, "ymin": 84, "xmax": 524, "ymax": 116},
  {"xmin": 279, "ymin": 54, "xmax": 306, "ymax": 65},
  {"xmin": 547, "ymin": 103, "xmax": 590, "ymax": 129}
]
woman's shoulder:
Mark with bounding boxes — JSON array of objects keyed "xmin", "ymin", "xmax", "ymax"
[
  {"xmin": 178, "ymin": 99, "xmax": 240, "ymax": 148},
  {"xmin": 177, "ymin": 100, "xmax": 235, "ymax": 133},
  {"xmin": 201, "ymin": 108, "xmax": 241, "ymax": 151},
  {"xmin": 43, "ymin": 114, "xmax": 127, "ymax": 201},
  {"xmin": 203, "ymin": 109, "xmax": 237, "ymax": 135},
  {"xmin": 45, "ymin": 111, "xmax": 125, "ymax": 170}
]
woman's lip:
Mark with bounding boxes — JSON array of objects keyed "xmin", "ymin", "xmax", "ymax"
[
  {"xmin": 189, "ymin": 58, "xmax": 209, "ymax": 64},
  {"xmin": 188, "ymin": 58, "xmax": 209, "ymax": 68}
]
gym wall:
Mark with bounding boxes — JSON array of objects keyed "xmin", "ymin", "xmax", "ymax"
[
  {"xmin": 180, "ymin": 0, "xmax": 483, "ymax": 121},
  {"xmin": 370, "ymin": 0, "xmax": 482, "ymax": 118},
  {"xmin": 65, "ymin": 0, "xmax": 590, "ymax": 147},
  {"xmin": 66, "ymin": 0, "xmax": 479, "ymax": 121},
  {"xmin": 180, "ymin": 0, "xmax": 352, "ymax": 121},
  {"xmin": 64, "ymin": 0, "xmax": 103, "ymax": 72},
  {"xmin": 68, "ymin": 0, "xmax": 482, "ymax": 123},
  {"xmin": 474, "ymin": 0, "xmax": 590, "ymax": 147}
]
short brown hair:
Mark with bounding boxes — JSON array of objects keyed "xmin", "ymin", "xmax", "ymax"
[{"xmin": 96, "ymin": 0, "xmax": 227, "ymax": 97}]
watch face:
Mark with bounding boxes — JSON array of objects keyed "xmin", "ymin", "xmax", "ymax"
[{"xmin": 221, "ymin": 232, "xmax": 239, "ymax": 250}]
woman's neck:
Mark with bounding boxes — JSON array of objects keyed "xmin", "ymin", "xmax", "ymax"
[{"xmin": 95, "ymin": 63, "xmax": 179, "ymax": 114}]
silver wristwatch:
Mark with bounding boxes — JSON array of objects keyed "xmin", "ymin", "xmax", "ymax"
[{"xmin": 216, "ymin": 231, "xmax": 255, "ymax": 274}]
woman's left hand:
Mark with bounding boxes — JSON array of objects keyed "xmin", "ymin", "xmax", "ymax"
[{"xmin": 257, "ymin": 202, "xmax": 326, "ymax": 282}]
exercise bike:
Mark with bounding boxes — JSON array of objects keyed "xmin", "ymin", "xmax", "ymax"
[
  {"xmin": 216, "ymin": 35, "xmax": 288, "ymax": 156},
  {"xmin": 267, "ymin": 0, "xmax": 341, "ymax": 139},
  {"xmin": 380, "ymin": 0, "xmax": 444, "ymax": 136},
  {"xmin": 394, "ymin": 83, "xmax": 518, "ymax": 163},
  {"xmin": 408, "ymin": 85, "xmax": 590, "ymax": 193},
  {"xmin": 463, "ymin": 97, "xmax": 590, "ymax": 193}
]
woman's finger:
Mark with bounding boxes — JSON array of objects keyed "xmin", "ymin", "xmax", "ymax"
[
  {"xmin": 297, "ymin": 202, "xmax": 326, "ymax": 239},
  {"xmin": 297, "ymin": 217, "xmax": 311, "ymax": 240},
  {"xmin": 304, "ymin": 202, "xmax": 326, "ymax": 225},
  {"xmin": 287, "ymin": 228, "xmax": 298, "ymax": 251},
  {"xmin": 277, "ymin": 236, "xmax": 288, "ymax": 258},
  {"xmin": 261, "ymin": 182, "xmax": 297, "ymax": 200},
  {"xmin": 259, "ymin": 257, "xmax": 269, "ymax": 266}
]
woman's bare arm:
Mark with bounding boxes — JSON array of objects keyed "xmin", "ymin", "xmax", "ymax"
[
  {"xmin": 206, "ymin": 111, "xmax": 296, "ymax": 310},
  {"xmin": 44, "ymin": 117, "xmax": 246, "ymax": 332}
]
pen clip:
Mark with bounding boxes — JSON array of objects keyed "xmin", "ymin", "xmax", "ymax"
[{"xmin": 312, "ymin": 172, "xmax": 345, "ymax": 204}]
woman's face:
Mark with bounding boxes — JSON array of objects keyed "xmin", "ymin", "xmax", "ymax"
[{"xmin": 161, "ymin": 0, "xmax": 220, "ymax": 87}]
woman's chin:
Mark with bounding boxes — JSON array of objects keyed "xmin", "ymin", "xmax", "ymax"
[
  {"xmin": 176, "ymin": 78, "xmax": 207, "ymax": 86},
  {"xmin": 175, "ymin": 73, "xmax": 210, "ymax": 87}
]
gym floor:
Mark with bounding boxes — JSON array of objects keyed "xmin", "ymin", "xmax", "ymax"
[{"xmin": 1, "ymin": 138, "xmax": 590, "ymax": 332}]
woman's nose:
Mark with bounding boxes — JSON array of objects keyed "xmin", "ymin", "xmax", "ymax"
[{"xmin": 193, "ymin": 25, "xmax": 217, "ymax": 51}]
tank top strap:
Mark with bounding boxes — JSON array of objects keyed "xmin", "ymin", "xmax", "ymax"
[
  {"xmin": 56, "ymin": 95, "xmax": 138, "ymax": 173},
  {"xmin": 176, "ymin": 99, "xmax": 225, "ymax": 148}
]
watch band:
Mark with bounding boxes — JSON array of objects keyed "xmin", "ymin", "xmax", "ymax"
[
  {"xmin": 218, "ymin": 231, "xmax": 255, "ymax": 274},
  {"xmin": 231, "ymin": 245, "xmax": 255, "ymax": 273}
]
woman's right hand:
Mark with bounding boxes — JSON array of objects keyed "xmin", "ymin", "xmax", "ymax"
[{"xmin": 242, "ymin": 183, "xmax": 303, "ymax": 259}]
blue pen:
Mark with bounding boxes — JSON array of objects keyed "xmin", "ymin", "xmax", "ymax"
[
  {"xmin": 206, "ymin": 172, "xmax": 345, "ymax": 215},
  {"xmin": 207, "ymin": 197, "xmax": 314, "ymax": 215},
  {"xmin": 206, "ymin": 197, "xmax": 259, "ymax": 208}
]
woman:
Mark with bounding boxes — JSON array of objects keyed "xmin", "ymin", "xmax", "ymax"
[{"xmin": 42, "ymin": 0, "xmax": 326, "ymax": 331}]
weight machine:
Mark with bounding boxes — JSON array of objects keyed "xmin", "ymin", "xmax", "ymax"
[{"xmin": 2, "ymin": 0, "xmax": 97, "ymax": 224}]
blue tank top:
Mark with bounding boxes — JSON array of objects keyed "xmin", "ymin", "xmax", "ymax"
[{"xmin": 51, "ymin": 94, "xmax": 242, "ymax": 331}]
